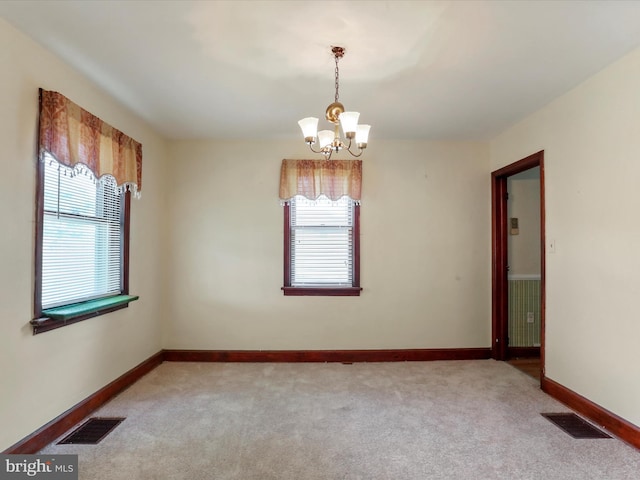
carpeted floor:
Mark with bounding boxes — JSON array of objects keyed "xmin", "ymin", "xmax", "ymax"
[{"xmin": 40, "ymin": 360, "xmax": 640, "ymax": 479}]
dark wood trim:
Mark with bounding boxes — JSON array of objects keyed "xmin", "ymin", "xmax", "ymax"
[
  {"xmin": 491, "ymin": 151, "xmax": 545, "ymax": 378},
  {"xmin": 283, "ymin": 200, "xmax": 361, "ymax": 295},
  {"xmin": 542, "ymin": 376, "xmax": 640, "ymax": 451},
  {"xmin": 3, "ymin": 351, "xmax": 163, "ymax": 454},
  {"xmin": 353, "ymin": 203, "xmax": 361, "ymax": 288},
  {"xmin": 34, "ymin": 88, "xmax": 45, "ymax": 317},
  {"xmin": 122, "ymin": 190, "xmax": 131, "ymax": 294},
  {"xmin": 163, "ymin": 348, "xmax": 491, "ymax": 363},
  {"xmin": 507, "ymin": 346, "xmax": 540, "ymax": 358},
  {"xmin": 282, "ymin": 286, "xmax": 362, "ymax": 296},
  {"xmin": 283, "ymin": 201, "xmax": 291, "ymax": 287},
  {"xmin": 31, "ymin": 303, "xmax": 131, "ymax": 335},
  {"xmin": 492, "ymin": 151, "xmax": 543, "ymax": 177},
  {"xmin": 539, "ymin": 158, "xmax": 546, "ymax": 378},
  {"xmin": 491, "ymin": 172, "xmax": 508, "ymax": 360}
]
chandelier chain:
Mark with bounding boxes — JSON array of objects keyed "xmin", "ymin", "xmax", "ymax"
[{"xmin": 334, "ymin": 54, "xmax": 340, "ymax": 103}]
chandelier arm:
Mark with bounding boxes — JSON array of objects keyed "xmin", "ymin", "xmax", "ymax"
[
  {"xmin": 345, "ymin": 146, "xmax": 364, "ymax": 158},
  {"xmin": 307, "ymin": 143, "xmax": 325, "ymax": 154},
  {"xmin": 307, "ymin": 143, "xmax": 334, "ymax": 160},
  {"xmin": 343, "ymin": 137, "xmax": 362, "ymax": 157}
]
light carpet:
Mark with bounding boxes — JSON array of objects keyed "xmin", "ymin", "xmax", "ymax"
[{"xmin": 40, "ymin": 360, "xmax": 640, "ymax": 479}]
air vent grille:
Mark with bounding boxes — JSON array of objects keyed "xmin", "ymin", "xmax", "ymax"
[
  {"xmin": 58, "ymin": 417, "xmax": 125, "ymax": 445},
  {"xmin": 541, "ymin": 413, "xmax": 611, "ymax": 439}
]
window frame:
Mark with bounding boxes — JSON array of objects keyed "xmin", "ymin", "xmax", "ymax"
[
  {"xmin": 32, "ymin": 157, "xmax": 133, "ymax": 334},
  {"xmin": 282, "ymin": 198, "xmax": 361, "ymax": 296}
]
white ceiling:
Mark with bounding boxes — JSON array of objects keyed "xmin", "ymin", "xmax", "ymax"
[{"xmin": 2, "ymin": 0, "xmax": 640, "ymax": 141}]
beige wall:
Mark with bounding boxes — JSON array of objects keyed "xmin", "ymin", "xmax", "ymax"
[
  {"xmin": 507, "ymin": 170, "xmax": 541, "ymax": 277},
  {"xmin": 164, "ymin": 139, "xmax": 491, "ymax": 350},
  {"xmin": 491, "ymin": 47, "xmax": 640, "ymax": 427},
  {"xmin": 0, "ymin": 19, "xmax": 168, "ymax": 450}
]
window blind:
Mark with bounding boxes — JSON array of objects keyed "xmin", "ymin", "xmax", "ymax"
[
  {"xmin": 42, "ymin": 155, "xmax": 123, "ymax": 308},
  {"xmin": 290, "ymin": 195, "xmax": 354, "ymax": 286}
]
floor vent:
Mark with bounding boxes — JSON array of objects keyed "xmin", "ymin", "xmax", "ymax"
[
  {"xmin": 541, "ymin": 413, "xmax": 611, "ymax": 439},
  {"xmin": 58, "ymin": 417, "xmax": 125, "ymax": 445}
]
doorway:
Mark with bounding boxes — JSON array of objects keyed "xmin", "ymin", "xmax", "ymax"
[{"xmin": 491, "ymin": 151, "xmax": 545, "ymax": 381}]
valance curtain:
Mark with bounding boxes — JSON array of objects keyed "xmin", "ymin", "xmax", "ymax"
[
  {"xmin": 38, "ymin": 89, "xmax": 143, "ymax": 196},
  {"xmin": 279, "ymin": 159, "xmax": 362, "ymax": 202}
]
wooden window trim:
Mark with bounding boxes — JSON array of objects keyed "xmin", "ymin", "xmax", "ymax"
[
  {"xmin": 31, "ymin": 301, "xmax": 133, "ymax": 335},
  {"xmin": 282, "ymin": 202, "xmax": 361, "ymax": 297}
]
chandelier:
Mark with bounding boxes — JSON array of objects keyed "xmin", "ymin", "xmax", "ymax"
[{"xmin": 298, "ymin": 46, "xmax": 370, "ymax": 160}]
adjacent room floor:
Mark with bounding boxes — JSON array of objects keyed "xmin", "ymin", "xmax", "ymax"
[
  {"xmin": 507, "ymin": 357, "xmax": 541, "ymax": 381},
  {"xmin": 40, "ymin": 360, "xmax": 640, "ymax": 480}
]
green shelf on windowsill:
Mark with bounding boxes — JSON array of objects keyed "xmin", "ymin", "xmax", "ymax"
[{"xmin": 42, "ymin": 295, "xmax": 139, "ymax": 321}]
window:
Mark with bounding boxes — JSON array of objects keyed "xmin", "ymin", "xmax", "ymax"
[
  {"xmin": 33, "ymin": 156, "xmax": 134, "ymax": 333},
  {"xmin": 33, "ymin": 89, "xmax": 142, "ymax": 334},
  {"xmin": 283, "ymin": 195, "xmax": 361, "ymax": 296},
  {"xmin": 41, "ymin": 155, "xmax": 126, "ymax": 308}
]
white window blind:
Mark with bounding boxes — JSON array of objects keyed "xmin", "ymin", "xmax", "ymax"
[
  {"xmin": 42, "ymin": 154, "xmax": 124, "ymax": 308},
  {"xmin": 290, "ymin": 195, "xmax": 354, "ymax": 286}
]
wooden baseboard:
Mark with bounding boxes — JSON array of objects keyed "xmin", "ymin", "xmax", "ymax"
[
  {"xmin": 508, "ymin": 346, "xmax": 540, "ymax": 358},
  {"xmin": 163, "ymin": 348, "xmax": 492, "ymax": 363},
  {"xmin": 3, "ymin": 351, "xmax": 163, "ymax": 454},
  {"xmin": 541, "ymin": 376, "xmax": 640, "ymax": 450}
]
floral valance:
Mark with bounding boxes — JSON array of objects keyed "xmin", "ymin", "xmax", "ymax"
[
  {"xmin": 38, "ymin": 89, "xmax": 142, "ymax": 196},
  {"xmin": 279, "ymin": 159, "xmax": 362, "ymax": 202}
]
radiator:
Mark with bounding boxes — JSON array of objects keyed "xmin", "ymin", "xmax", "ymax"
[{"xmin": 508, "ymin": 276, "xmax": 541, "ymax": 347}]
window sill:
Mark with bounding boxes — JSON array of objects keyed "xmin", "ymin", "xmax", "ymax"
[
  {"xmin": 282, "ymin": 286, "xmax": 362, "ymax": 297},
  {"xmin": 31, "ymin": 295, "xmax": 139, "ymax": 335}
]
